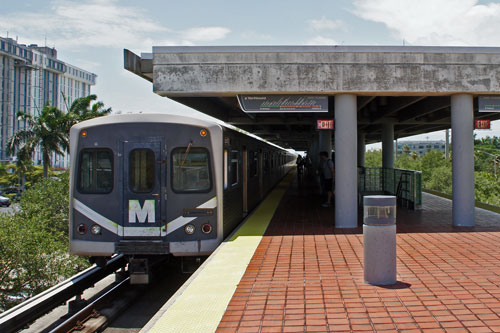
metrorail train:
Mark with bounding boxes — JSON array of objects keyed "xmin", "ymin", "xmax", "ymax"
[{"xmin": 69, "ymin": 113, "xmax": 295, "ymax": 282}]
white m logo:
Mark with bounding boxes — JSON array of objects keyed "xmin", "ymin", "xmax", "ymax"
[{"xmin": 128, "ymin": 200, "xmax": 155, "ymax": 223}]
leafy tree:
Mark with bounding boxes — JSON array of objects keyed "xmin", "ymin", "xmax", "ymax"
[
  {"xmin": 7, "ymin": 104, "xmax": 69, "ymax": 178},
  {"xmin": 475, "ymin": 171, "xmax": 500, "ymax": 206},
  {"xmin": 63, "ymin": 94, "xmax": 111, "ymax": 134},
  {"xmin": 8, "ymin": 145, "xmax": 33, "ymax": 192},
  {"xmin": 0, "ymin": 172, "xmax": 89, "ymax": 311},
  {"xmin": 0, "ymin": 164, "xmax": 48, "ymax": 197},
  {"xmin": 421, "ymin": 150, "xmax": 448, "ymax": 183},
  {"xmin": 0, "ymin": 164, "xmax": 10, "ymax": 189},
  {"xmin": 364, "ymin": 149, "xmax": 382, "ymax": 167},
  {"xmin": 395, "ymin": 153, "xmax": 421, "ymax": 171},
  {"xmin": 425, "ymin": 165, "xmax": 452, "ymax": 194},
  {"xmin": 361, "ymin": 139, "xmax": 500, "ymax": 208}
]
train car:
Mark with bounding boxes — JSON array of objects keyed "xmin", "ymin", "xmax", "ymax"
[{"xmin": 69, "ymin": 113, "xmax": 295, "ymax": 282}]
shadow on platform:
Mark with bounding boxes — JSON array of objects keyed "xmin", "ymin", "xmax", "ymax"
[{"xmin": 264, "ymin": 173, "xmax": 500, "ymax": 237}]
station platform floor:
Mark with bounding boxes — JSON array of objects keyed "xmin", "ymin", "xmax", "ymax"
[{"xmin": 142, "ymin": 172, "xmax": 500, "ymax": 333}]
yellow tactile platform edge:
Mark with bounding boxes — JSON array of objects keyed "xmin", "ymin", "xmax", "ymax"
[{"xmin": 145, "ymin": 174, "xmax": 293, "ymax": 333}]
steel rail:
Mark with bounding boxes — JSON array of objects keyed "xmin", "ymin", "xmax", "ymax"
[
  {"xmin": 50, "ymin": 276, "xmax": 132, "ymax": 333},
  {"xmin": 0, "ymin": 255, "xmax": 127, "ymax": 333}
]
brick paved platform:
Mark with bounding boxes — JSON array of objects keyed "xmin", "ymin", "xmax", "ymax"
[{"xmin": 217, "ymin": 175, "xmax": 500, "ymax": 332}]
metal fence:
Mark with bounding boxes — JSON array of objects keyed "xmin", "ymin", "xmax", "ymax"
[{"xmin": 359, "ymin": 167, "xmax": 422, "ymax": 209}]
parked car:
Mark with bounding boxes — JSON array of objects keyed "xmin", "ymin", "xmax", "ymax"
[{"xmin": 0, "ymin": 195, "xmax": 10, "ymax": 207}]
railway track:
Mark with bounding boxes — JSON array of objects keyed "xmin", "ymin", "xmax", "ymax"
[
  {"xmin": 50, "ymin": 276, "xmax": 142, "ymax": 333},
  {"xmin": 0, "ymin": 255, "xmax": 127, "ymax": 333}
]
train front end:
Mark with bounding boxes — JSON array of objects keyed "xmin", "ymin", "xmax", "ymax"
[{"xmin": 69, "ymin": 114, "xmax": 223, "ymax": 269}]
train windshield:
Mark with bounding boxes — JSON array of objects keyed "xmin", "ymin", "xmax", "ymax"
[
  {"xmin": 172, "ymin": 147, "xmax": 211, "ymax": 192},
  {"xmin": 78, "ymin": 149, "xmax": 113, "ymax": 193}
]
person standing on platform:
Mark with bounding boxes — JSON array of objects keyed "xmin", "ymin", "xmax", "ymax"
[
  {"xmin": 319, "ymin": 151, "xmax": 334, "ymax": 207},
  {"xmin": 296, "ymin": 154, "xmax": 304, "ymax": 174}
]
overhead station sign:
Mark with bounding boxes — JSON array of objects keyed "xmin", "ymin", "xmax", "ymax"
[
  {"xmin": 238, "ymin": 95, "xmax": 328, "ymax": 113},
  {"xmin": 479, "ymin": 96, "xmax": 500, "ymax": 112}
]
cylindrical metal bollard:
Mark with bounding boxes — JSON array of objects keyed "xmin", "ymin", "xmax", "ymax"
[{"xmin": 363, "ymin": 195, "xmax": 397, "ymax": 285}]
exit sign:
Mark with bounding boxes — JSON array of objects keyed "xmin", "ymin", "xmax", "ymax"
[
  {"xmin": 317, "ymin": 120, "xmax": 334, "ymax": 130},
  {"xmin": 475, "ymin": 119, "xmax": 491, "ymax": 130}
]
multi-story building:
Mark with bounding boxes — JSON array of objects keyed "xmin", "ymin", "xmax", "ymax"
[
  {"xmin": 0, "ymin": 36, "xmax": 96, "ymax": 167},
  {"xmin": 397, "ymin": 140, "xmax": 446, "ymax": 156}
]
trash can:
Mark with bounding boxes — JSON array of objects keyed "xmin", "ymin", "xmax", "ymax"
[{"xmin": 363, "ymin": 195, "xmax": 397, "ymax": 285}]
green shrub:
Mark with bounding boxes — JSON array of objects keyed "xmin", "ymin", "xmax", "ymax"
[{"xmin": 0, "ymin": 171, "xmax": 89, "ymax": 312}]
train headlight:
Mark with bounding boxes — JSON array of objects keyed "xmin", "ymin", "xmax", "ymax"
[
  {"xmin": 77, "ymin": 224, "xmax": 87, "ymax": 235},
  {"xmin": 91, "ymin": 224, "xmax": 102, "ymax": 235},
  {"xmin": 201, "ymin": 223, "xmax": 212, "ymax": 234},
  {"xmin": 185, "ymin": 224, "xmax": 195, "ymax": 235},
  {"xmin": 200, "ymin": 129, "xmax": 207, "ymax": 137}
]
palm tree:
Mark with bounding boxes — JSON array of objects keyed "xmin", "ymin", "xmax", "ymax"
[
  {"xmin": 7, "ymin": 103, "xmax": 69, "ymax": 178},
  {"xmin": 6, "ymin": 144, "xmax": 33, "ymax": 192},
  {"xmin": 410, "ymin": 151, "xmax": 418, "ymax": 161},
  {"xmin": 63, "ymin": 94, "xmax": 111, "ymax": 133}
]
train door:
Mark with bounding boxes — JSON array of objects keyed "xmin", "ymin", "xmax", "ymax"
[
  {"xmin": 122, "ymin": 139, "xmax": 166, "ymax": 238},
  {"xmin": 242, "ymin": 147, "xmax": 248, "ymax": 214}
]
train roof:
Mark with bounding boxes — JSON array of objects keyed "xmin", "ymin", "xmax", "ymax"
[
  {"xmin": 70, "ymin": 113, "xmax": 295, "ymax": 153},
  {"xmin": 70, "ymin": 113, "xmax": 223, "ymax": 131}
]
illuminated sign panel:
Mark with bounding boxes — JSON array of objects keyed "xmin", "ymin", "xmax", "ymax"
[
  {"xmin": 316, "ymin": 120, "xmax": 334, "ymax": 130},
  {"xmin": 475, "ymin": 119, "xmax": 491, "ymax": 130},
  {"xmin": 238, "ymin": 95, "xmax": 328, "ymax": 113},
  {"xmin": 479, "ymin": 96, "xmax": 500, "ymax": 112}
]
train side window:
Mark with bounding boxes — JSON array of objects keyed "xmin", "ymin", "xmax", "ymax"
[
  {"xmin": 230, "ymin": 150, "xmax": 239, "ymax": 186},
  {"xmin": 224, "ymin": 150, "xmax": 228, "ymax": 190},
  {"xmin": 129, "ymin": 149, "xmax": 155, "ymax": 193},
  {"xmin": 264, "ymin": 152, "xmax": 269, "ymax": 174},
  {"xmin": 250, "ymin": 151, "xmax": 258, "ymax": 177},
  {"xmin": 78, "ymin": 149, "xmax": 113, "ymax": 193},
  {"xmin": 172, "ymin": 147, "xmax": 211, "ymax": 193}
]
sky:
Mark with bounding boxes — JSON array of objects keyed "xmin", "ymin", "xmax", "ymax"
[{"xmin": 2, "ymin": 0, "xmax": 500, "ymax": 149}]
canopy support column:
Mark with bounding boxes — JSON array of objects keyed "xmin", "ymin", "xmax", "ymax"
[
  {"xmin": 451, "ymin": 94, "xmax": 475, "ymax": 227},
  {"xmin": 335, "ymin": 94, "xmax": 358, "ymax": 228}
]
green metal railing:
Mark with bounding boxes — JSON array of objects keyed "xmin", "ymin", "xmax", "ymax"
[{"xmin": 359, "ymin": 167, "xmax": 422, "ymax": 209}]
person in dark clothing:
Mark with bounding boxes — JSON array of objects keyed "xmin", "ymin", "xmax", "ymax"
[
  {"xmin": 319, "ymin": 151, "xmax": 334, "ymax": 207},
  {"xmin": 296, "ymin": 154, "xmax": 304, "ymax": 174}
]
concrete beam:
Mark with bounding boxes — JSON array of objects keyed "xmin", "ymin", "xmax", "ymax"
[{"xmin": 150, "ymin": 46, "xmax": 500, "ymax": 96}]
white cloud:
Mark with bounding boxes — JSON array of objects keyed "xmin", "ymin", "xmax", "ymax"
[
  {"xmin": 306, "ymin": 36, "xmax": 338, "ymax": 45},
  {"xmin": 353, "ymin": 0, "xmax": 500, "ymax": 46},
  {"xmin": 0, "ymin": 0, "xmax": 167, "ymax": 51},
  {"xmin": 181, "ymin": 27, "xmax": 231, "ymax": 42},
  {"xmin": 0, "ymin": 0, "xmax": 230, "ymax": 52},
  {"xmin": 308, "ymin": 17, "xmax": 345, "ymax": 31}
]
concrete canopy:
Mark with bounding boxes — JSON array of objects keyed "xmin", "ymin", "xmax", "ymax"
[{"xmin": 125, "ymin": 46, "xmax": 500, "ymax": 151}]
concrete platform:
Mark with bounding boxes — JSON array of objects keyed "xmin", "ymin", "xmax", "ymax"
[{"xmin": 144, "ymin": 173, "xmax": 500, "ymax": 332}]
